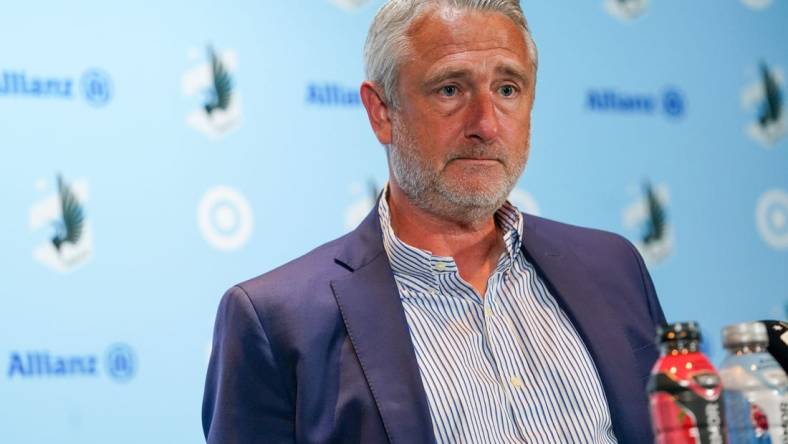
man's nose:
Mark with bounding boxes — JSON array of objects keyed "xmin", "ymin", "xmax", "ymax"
[{"xmin": 464, "ymin": 91, "xmax": 500, "ymax": 144}]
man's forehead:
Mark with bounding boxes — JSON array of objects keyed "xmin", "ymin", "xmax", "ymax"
[
  {"xmin": 398, "ymin": 8, "xmax": 533, "ymax": 83},
  {"xmin": 403, "ymin": 8, "xmax": 532, "ymax": 69}
]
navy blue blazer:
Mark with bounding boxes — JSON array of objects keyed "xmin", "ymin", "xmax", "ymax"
[{"xmin": 202, "ymin": 206, "xmax": 666, "ymax": 444}]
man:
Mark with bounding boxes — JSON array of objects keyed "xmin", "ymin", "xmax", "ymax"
[{"xmin": 202, "ymin": 1, "xmax": 666, "ymax": 443}]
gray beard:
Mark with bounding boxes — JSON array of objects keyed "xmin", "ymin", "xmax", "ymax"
[{"xmin": 387, "ymin": 117, "xmax": 528, "ymax": 225}]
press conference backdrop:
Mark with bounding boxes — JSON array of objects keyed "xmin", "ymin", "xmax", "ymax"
[{"xmin": 0, "ymin": 0, "xmax": 786, "ymax": 442}]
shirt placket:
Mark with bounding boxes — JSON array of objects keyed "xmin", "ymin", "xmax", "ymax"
[
  {"xmin": 429, "ymin": 259, "xmax": 521, "ymax": 443},
  {"xmin": 482, "ymin": 270, "xmax": 530, "ymax": 442}
]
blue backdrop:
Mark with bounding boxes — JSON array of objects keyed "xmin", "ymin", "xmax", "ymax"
[{"xmin": 1, "ymin": 1, "xmax": 786, "ymax": 442}]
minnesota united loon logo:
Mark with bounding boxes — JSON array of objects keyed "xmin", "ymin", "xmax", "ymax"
[
  {"xmin": 742, "ymin": 61, "xmax": 785, "ymax": 147},
  {"xmin": 756, "ymin": 61, "xmax": 783, "ymax": 139},
  {"xmin": 604, "ymin": 0, "xmax": 649, "ymax": 21},
  {"xmin": 29, "ymin": 174, "xmax": 93, "ymax": 272},
  {"xmin": 51, "ymin": 174, "xmax": 84, "ymax": 252},
  {"xmin": 182, "ymin": 44, "xmax": 242, "ymax": 138},
  {"xmin": 623, "ymin": 181, "xmax": 672, "ymax": 265},
  {"xmin": 204, "ymin": 46, "xmax": 232, "ymax": 115},
  {"xmin": 641, "ymin": 181, "xmax": 666, "ymax": 248}
]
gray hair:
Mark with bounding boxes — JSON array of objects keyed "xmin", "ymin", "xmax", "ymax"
[{"xmin": 363, "ymin": 0, "xmax": 538, "ymax": 109}]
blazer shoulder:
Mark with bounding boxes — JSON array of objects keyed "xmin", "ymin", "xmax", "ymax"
[
  {"xmin": 524, "ymin": 213, "xmax": 665, "ymax": 324},
  {"xmin": 234, "ymin": 231, "xmax": 355, "ymax": 308},
  {"xmin": 524, "ymin": 213, "xmax": 634, "ymax": 253},
  {"xmin": 523, "ymin": 213, "xmax": 650, "ymax": 287}
]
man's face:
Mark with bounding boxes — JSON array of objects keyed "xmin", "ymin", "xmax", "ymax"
[{"xmin": 388, "ymin": 8, "xmax": 536, "ymax": 223}]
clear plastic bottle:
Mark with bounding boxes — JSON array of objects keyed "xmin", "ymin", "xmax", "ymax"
[{"xmin": 720, "ymin": 321, "xmax": 788, "ymax": 444}]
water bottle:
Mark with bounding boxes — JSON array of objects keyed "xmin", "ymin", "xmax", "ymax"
[{"xmin": 720, "ymin": 321, "xmax": 788, "ymax": 444}]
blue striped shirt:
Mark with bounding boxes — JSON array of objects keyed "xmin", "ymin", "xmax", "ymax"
[{"xmin": 379, "ymin": 189, "xmax": 618, "ymax": 444}]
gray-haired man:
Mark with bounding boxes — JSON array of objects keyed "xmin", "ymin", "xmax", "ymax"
[{"xmin": 203, "ymin": 1, "xmax": 665, "ymax": 443}]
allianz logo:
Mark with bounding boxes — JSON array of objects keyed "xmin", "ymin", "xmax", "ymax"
[
  {"xmin": 0, "ymin": 70, "xmax": 72, "ymax": 97},
  {"xmin": 9, "ymin": 351, "xmax": 98, "ymax": 377},
  {"xmin": 306, "ymin": 82, "xmax": 360, "ymax": 107},
  {"xmin": 0, "ymin": 68, "xmax": 111, "ymax": 106},
  {"xmin": 6, "ymin": 344, "xmax": 135, "ymax": 383},
  {"xmin": 587, "ymin": 87, "xmax": 685, "ymax": 118}
]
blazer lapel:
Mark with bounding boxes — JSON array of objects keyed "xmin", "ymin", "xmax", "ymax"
[
  {"xmin": 330, "ymin": 209, "xmax": 435, "ymax": 444},
  {"xmin": 521, "ymin": 216, "xmax": 646, "ymax": 443}
]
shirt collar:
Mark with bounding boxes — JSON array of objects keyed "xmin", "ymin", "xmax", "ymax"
[{"xmin": 378, "ymin": 183, "xmax": 525, "ymax": 289}]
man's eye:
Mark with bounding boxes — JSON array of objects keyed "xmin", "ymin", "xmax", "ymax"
[
  {"xmin": 439, "ymin": 85, "xmax": 459, "ymax": 97},
  {"xmin": 499, "ymin": 85, "xmax": 517, "ymax": 97}
]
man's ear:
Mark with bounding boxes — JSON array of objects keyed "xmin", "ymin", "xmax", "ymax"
[{"xmin": 360, "ymin": 81, "xmax": 393, "ymax": 145}]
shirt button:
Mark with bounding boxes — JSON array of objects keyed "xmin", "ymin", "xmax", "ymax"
[
  {"xmin": 484, "ymin": 307, "xmax": 493, "ymax": 317},
  {"xmin": 428, "ymin": 288, "xmax": 437, "ymax": 295},
  {"xmin": 510, "ymin": 376, "xmax": 524, "ymax": 389},
  {"xmin": 434, "ymin": 262, "xmax": 446, "ymax": 271}
]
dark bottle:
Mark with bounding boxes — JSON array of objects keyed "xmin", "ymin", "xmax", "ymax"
[{"xmin": 647, "ymin": 321, "xmax": 728, "ymax": 444}]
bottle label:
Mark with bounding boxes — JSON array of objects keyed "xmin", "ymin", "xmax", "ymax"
[
  {"xmin": 724, "ymin": 390, "xmax": 774, "ymax": 443},
  {"xmin": 720, "ymin": 353, "xmax": 788, "ymax": 444},
  {"xmin": 723, "ymin": 388, "xmax": 788, "ymax": 443},
  {"xmin": 648, "ymin": 350, "xmax": 728, "ymax": 444}
]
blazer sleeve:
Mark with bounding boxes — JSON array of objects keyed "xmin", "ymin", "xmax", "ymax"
[
  {"xmin": 202, "ymin": 285, "xmax": 294, "ymax": 444},
  {"xmin": 622, "ymin": 235, "xmax": 667, "ymax": 327}
]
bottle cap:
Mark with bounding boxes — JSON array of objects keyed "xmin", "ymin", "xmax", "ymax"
[
  {"xmin": 722, "ymin": 322, "xmax": 768, "ymax": 348},
  {"xmin": 657, "ymin": 321, "xmax": 701, "ymax": 343}
]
